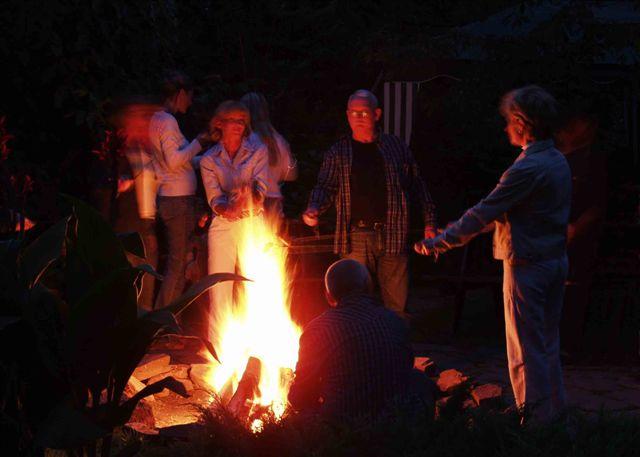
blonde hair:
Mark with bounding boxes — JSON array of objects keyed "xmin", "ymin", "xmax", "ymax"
[
  {"xmin": 240, "ymin": 92, "xmax": 281, "ymax": 166},
  {"xmin": 500, "ymin": 85, "xmax": 559, "ymax": 140},
  {"xmin": 209, "ymin": 100, "xmax": 251, "ymax": 142}
]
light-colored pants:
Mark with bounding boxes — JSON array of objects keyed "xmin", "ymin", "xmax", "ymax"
[
  {"xmin": 207, "ymin": 216, "xmax": 243, "ymax": 326},
  {"xmin": 503, "ymin": 256, "xmax": 568, "ymax": 422}
]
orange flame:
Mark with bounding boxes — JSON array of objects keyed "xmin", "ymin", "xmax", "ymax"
[{"xmin": 205, "ymin": 212, "xmax": 301, "ymax": 422}]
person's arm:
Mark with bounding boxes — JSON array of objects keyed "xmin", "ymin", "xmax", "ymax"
[
  {"xmin": 199, "ymin": 153, "xmax": 227, "ymax": 214},
  {"xmin": 405, "ymin": 143, "xmax": 437, "ymax": 237},
  {"xmin": 307, "ymin": 145, "xmax": 340, "ymax": 214},
  {"xmin": 421, "ymin": 159, "xmax": 538, "ymax": 254},
  {"xmin": 158, "ymin": 115, "xmax": 202, "ymax": 170},
  {"xmin": 288, "ymin": 325, "xmax": 327, "ymax": 412}
]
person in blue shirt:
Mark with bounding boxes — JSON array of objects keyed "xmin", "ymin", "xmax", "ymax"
[{"xmin": 415, "ymin": 85, "xmax": 571, "ymax": 424}]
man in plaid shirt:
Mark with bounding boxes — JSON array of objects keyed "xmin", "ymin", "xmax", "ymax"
[
  {"xmin": 303, "ymin": 89, "xmax": 437, "ymax": 314},
  {"xmin": 288, "ymin": 259, "xmax": 414, "ymax": 421}
]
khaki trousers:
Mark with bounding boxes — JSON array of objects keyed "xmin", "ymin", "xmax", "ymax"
[
  {"xmin": 503, "ymin": 256, "xmax": 568, "ymax": 422},
  {"xmin": 344, "ymin": 230, "xmax": 408, "ymax": 315}
]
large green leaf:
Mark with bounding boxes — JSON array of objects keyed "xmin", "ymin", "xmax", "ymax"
[
  {"xmin": 33, "ymin": 400, "xmax": 108, "ymax": 449},
  {"xmin": 18, "ymin": 217, "xmax": 68, "ymax": 289},
  {"xmin": 24, "ymin": 284, "xmax": 68, "ymax": 383},
  {"xmin": 111, "ymin": 273, "xmax": 242, "ymax": 402},
  {"xmin": 201, "ymin": 337, "xmax": 221, "ymax": 364},
  {"xmin": 164, "ymin": 272, "xmax": 249, "ymax": 317},
  {"xmin": 68, "ymin": 267, "xmax": 139, "ymax": 333},
  {"xmin": 133, "ymin": 263, "xmax": 163, "ymax": 280},
  {"xmin": 63, "ymin": 195, "xmax": 130, "ymax": 305},
  {"xmin": 117, "ymin": 231, "xmax": 145, "ymax": 259},
  {"xmin": 110, "ymin": 316, "xmax": 173, "ymax": 405},
  {"xmin": 65, "ymin": 267, "xmax": 139, "ymax": 395},
  {"xmin": 132, "ymin": 263, "xmax": 163, "ymax": 304},
  {"xmin": 97, "ymin": 377, "xmax": 188, "ymax": 430}
]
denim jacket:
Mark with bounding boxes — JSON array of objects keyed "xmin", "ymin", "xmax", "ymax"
[
  {"xmin": 199, "ymin": 138, "xmax": 269, "ymax": 212},
  {"xmin": 430, "ymin": 140, "xmax": 571, "ymax": 262}
]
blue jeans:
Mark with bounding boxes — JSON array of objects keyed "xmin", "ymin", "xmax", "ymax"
[
  {"xmin": 155, "ymin": 196, "xmax": 195, "ymax": 309},
  {"xmin": 503, "ymin": 256, "xmax": 568, "ymax": 422},
  {"xmin": 139, "ymin": 218, "xmax": 158, "ymax": 311}
]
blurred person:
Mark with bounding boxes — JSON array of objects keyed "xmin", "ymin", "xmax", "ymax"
[
  {"xmin": 240, "ymin": 92, "xmax": 297, "ymax": 223},
  {"xmin": 555, "ymin": 114, "xmax": 606, "ymax": 355},
  {"xmin": 303, "ymin": 89, "xmax": 437, "ymax": 315},
  {"xmin": 414, "ymin": 85, "xmax": 571, "ymax": 424},
  {"xmin": 118, "ymin": 101, "xmax": 162, "ymax": 310},
  {"xmin": 149, "ymin": 71, "xmax": 210, "ymax": 309},
  {"xmin": 199, "ymin": 101, "xmax": 268, "ymax": 334},
  {"xmin": 288, "ymin": 259, "xmax": 417, "ymax": 422}
]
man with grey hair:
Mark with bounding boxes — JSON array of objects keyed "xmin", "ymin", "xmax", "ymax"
[
  {"xmin": 288, "ymin": 259, "xmax": 414, "ymax": 421},
  {"xmin": 415, "ymin": 85, "xmax": 571, "ymax": 424},
  {"xmin": 303, "ymin": 89, "xmax": 437, "ymax": 316}
]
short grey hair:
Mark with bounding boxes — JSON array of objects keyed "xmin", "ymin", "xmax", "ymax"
[
  {"xmin": 499, "ymin": 85, "xmax": 559, "ymax": 139},
  {"xmin": 347, "ymin": 89, "xmax": 379, "ymax": 110},
  {"xmin": 324, "ymin": 259, "xmax": 373, "ymax": 302}
]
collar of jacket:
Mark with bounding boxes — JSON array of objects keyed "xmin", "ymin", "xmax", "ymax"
[
  {"xmin": 522, "ymin": 139, "xmax": 555, "ymax": 156},
  {"xmin": 212, "ymin": 137, "xmax": 253, "ymax": 159}
]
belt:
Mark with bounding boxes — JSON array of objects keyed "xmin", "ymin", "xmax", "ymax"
[{"xmin": 352, "ymin": 220, "xmax": 385, "ymax": 231}]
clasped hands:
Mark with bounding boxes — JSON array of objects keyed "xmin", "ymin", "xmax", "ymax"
[{"xmin": 214, "ymin": 185, "xmax": 261, "ymax": 221}]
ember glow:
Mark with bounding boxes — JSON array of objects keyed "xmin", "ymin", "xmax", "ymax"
[{"xmin": 205, "ymin": 211, "xmax": 301, "ymax": 423}]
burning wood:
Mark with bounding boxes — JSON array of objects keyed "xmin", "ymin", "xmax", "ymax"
[
  {"xmin": 227, "ymin": 357, "xmax": 262, "ymax": 419},
  {"xmin": 203, "ymin": 213, "xmax": 301, "ymax": 425}
]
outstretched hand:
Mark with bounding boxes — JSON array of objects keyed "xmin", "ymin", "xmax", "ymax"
[
  {"xmin": 302, "ymin": 207, "xmax": 319, "ymax": 227},
  {"xmin": 414, "ymin": 239, "xmax": 436, "ymax": 257}
]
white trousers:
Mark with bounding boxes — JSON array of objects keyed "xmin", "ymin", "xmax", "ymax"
[
  {"xmin": 503, "ymin": 256, "xmax": 568, "ymax": 422},
  {"xmin": 208, "ymin": 217, "xmax": 242, "ymax": 340}
]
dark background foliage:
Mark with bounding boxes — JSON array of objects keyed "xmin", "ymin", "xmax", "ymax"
[{"xmin": 1, "ymin": 0, "xmax": 638, "ymax": 220}]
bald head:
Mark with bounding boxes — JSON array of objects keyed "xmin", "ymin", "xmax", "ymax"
[
  {"xmin": 347, "ymin": 89, "xmax": 379, "ymax": 110},
  {"xmin": 324, "ymin": 259, "xmax": 373, "ymax": 305}
]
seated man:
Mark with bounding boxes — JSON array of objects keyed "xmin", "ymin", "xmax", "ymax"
[{"xmin": 288, "ymin": 259, "xmax": 415, "ymax": 422}]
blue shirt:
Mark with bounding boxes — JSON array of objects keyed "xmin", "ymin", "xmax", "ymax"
[
  {"xmin": 199, "ymin": 138, "xmax": 269, "ymax": 213},
  {"xmin": 429, "ymin": 140, "xmax": 572, "ymax": 262}
]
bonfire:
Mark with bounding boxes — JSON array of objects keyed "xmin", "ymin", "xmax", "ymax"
[{"xmin": 204, "ymin": 209, "xmax": 301, "ymax": 430}]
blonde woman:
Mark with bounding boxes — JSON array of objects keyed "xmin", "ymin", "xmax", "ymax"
[
  {"xmin": 199, "ymin": 101, "xmax": 269, "ymax": 319},
  {"xmin": 240, "ymin": 92, "xmax": 297, "ymax": 221}
]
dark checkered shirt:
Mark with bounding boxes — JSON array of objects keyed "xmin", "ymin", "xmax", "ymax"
[
  {"xmin": 288, "ymin": 293, "xmax": 413, "ymax": 421},
  {"xmin": 308, "ymin": 133, "xmax": 436, "ymax": 255}
]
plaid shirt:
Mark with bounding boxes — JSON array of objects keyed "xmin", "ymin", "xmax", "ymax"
[
  {"xmin": 288, "ymin": 294, "xmax": 413, "ymax": 421},
  {"xmin": 308, "ymin": 134, "xmax": 436, "ymax": 255}
]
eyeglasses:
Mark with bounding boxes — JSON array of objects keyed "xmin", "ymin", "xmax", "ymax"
[{"xmin": 346, "ymin": 110, "xmax": 372, "ymax": 119}]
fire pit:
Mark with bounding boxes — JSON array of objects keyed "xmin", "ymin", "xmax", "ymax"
[
  {"xmin": 126, "ymin": 214, "xmax": 301, "ymax": 434},
  {"xmin": 202, "ymin": 213, "xmax": 301, "ymax": 430}
]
